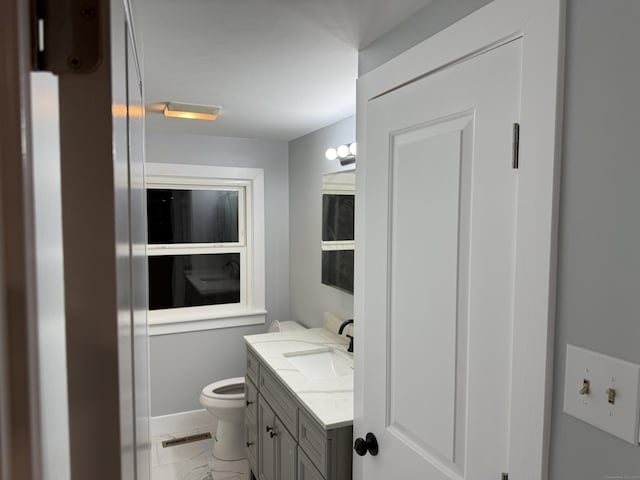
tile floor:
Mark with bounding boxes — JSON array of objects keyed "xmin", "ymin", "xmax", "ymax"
[{"xmin": 151, "ymin": 425, "xmax": 250, "ymax": 480}]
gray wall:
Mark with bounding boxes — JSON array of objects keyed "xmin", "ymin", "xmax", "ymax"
[
  {"xmin": 358, "ymin": 0, "xmax": 491, "ymax": 75},
  {"xmin": 146, "ymin": 131, "xmax": 289, "ymax": 416},
  {"xmin": 289, "ymin": 116, "xmax": 356, "ymax": 328},
  {"xmin": 360, "ymin": 0, "xmax": 640, "ymax": 478},
  {"xmin": 549, "ymin": 2, "xmax": 640, "ymax": 478}
]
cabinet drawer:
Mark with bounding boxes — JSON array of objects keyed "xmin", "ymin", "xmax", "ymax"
[
  {"xmin": 246, "ymin": 348, "xmax": 260, "ymax": 386},
  {"xmin": 298, "ymin": 447, "xmax": 325, "ymax": 480},
  {"xmin": 298, "ymin": 409, "xmax": 328, "ymax": 476},
  {"xmin": 245, "ymin": 375, "xmax": 258, "ymax": 422},
  {"xmin": 259, "ymin": 366, "xmax": 298, "ymax": 439}
]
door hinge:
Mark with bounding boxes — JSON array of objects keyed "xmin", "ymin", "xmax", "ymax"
[
  {"xmin": 502, "ymin": 473, "xmax": 509, "ymax": 480},
  {"xmin": 31, "ymin": 0, "xmax": 102, "ymax": 74},
  {"xmin": 512, "ymin": 122, "xmax": 520, "ymax": 169}
]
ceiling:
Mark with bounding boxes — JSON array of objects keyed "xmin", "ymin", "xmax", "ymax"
[{"xmin": 136, "ymin": 0, "xmax": 433, "ymax": 141}]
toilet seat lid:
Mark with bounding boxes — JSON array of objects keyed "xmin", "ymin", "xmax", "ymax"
[{"xmin": 201, "ymin": 377, "xmax": 245, "ymax": 400}]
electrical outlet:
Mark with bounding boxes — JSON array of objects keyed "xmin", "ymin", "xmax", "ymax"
[{"xmin": 563, "ymin": 345, "xmax": 640, "ymax": 445}]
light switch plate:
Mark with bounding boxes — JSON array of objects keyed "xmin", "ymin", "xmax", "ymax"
[{"xmin": 564, "ymin": 345, "xmax": 640, "ymax": 445}]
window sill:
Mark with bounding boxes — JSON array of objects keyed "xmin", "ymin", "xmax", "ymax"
[{"xmin": 148, "ymin": 309, "xmax": 267, "ymax": 336}]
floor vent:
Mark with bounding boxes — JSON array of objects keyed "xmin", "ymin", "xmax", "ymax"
[{"xmin": 162, "ymin": 432, "xmax": 212, "ymax": 448}]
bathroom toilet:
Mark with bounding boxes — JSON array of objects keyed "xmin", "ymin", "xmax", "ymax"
[{"xmin": 199, "ymin": 376, "xmax": 246, "ymax": 460}]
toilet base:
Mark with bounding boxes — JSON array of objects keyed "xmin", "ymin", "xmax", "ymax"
[{"xmin": 213, "ymin": 420, "xmax": 246, "ymax": 461}]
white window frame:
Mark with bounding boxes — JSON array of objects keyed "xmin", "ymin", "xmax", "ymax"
[{"xmin": 145, "ymin": 163, "xmax": 266, "ymax": 336}]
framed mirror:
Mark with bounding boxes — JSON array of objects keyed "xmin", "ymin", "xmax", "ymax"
[{"xmin": 321, "ymin": 169, "xmax": 355, "ymax": 293}]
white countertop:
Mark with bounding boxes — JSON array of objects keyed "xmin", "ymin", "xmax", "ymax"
[{"xmin": 244, "ymin": 327, "xmax": 354, "ymax": 430}]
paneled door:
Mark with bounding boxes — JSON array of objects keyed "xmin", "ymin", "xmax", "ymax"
[{"xmin": 360, "ymin": 39, "xmax": 522, "ymax": 479}]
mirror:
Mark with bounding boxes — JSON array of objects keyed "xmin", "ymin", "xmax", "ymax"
[{"xmin": 321, "ymin": 169, "xmax": 355, "ymax": 294}]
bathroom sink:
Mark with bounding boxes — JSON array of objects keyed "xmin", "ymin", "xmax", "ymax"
[{"xmin": 284, "ymin": 348, "xmax": 353, "ymax": 379}]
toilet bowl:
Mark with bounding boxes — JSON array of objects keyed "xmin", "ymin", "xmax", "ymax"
[{"xmin": 199, "ymin": 377, "xmax": 246, "ymax": 460}]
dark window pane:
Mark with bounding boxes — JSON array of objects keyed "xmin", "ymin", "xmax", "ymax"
[
  {"xmin": 322, "ymin": 194, "xmax": 354, "ymax": 241},
  {"xmin": 321, "ymin": 250, "xmax": 354, "ymax": 294},
  {"xmin": 147, "ymin": 189, "xmax": 239, "ymax": 244},
  {"xmin": 149, "ymin": 254, "xmax": 241, "ymax": 310}
]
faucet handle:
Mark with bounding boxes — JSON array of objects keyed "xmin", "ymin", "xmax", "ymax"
[{"xmin": 346, "ymin": 334, "xmax": 354, "ymax": 353}]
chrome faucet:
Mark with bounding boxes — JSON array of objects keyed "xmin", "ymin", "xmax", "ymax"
[{"xmin": 338, "ymin": 319, "xmax": 354, "ymax": 353}]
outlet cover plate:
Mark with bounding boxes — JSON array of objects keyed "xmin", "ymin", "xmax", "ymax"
[{"xmin": 564, "ymin": 344, "xmax": 640, "ymax": 445}]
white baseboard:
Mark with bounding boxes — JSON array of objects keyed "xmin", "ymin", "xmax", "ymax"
[{"xmin": 150, "ymin": 409, "xmax": 216, "ymax": 438}]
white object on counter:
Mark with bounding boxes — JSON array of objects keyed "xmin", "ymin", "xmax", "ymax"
[
  {"xmin": 267, "ymin": 320, "xmax": 307, "ymax": 333},
  {"xmin": 323, "ymin": 311, "xmax": 353, "ymax": 337}
]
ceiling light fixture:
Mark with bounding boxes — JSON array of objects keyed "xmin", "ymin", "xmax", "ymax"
[
  {"xmin": 326, "ymin": 142, "xmax": 356, "ymax": 166},
  {"xmin": 163, "ymin": 102, "xmax": 222, "ymax": 121}
]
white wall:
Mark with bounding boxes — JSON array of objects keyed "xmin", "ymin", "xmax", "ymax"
[
  {"xmin": 146, "ymin": 131, "xmax": 289, "ymax": 416},
  {"xmin": 548, "ymin": 2, "xmax": 640, "ymax": 478},
  {"xmin": 289, "ymin": 116, "xmax": 356, "ymax": 328},
  {"xmin": 358, "ymin": 0, "xmax": 491, "ymax": 75}
]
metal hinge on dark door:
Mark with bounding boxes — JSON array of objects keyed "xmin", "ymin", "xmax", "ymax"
[
  {"xmin": 31, "ymin": 0, "xmax": 102, "ymax": 74},
  {"xmin": 512, "ymin": 123, "xmax": 520, "ymax": 169}
]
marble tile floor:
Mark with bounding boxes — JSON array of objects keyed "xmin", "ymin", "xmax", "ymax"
[{"xmin": 151, "ymin": 425, "xmax": 250, "ymax": 480}]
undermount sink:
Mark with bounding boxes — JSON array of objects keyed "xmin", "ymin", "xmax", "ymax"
[{"xmin": 284, "ymin": 348, "xmax": 353, "ymax": 379}]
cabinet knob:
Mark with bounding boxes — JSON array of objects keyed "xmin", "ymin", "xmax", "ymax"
[
  {"xmin": 354, "ymin": 432, "xmax": 379, "ymax": 456},
  {"xmin": 269, "ymin": 431, "xmax": 278, "ymax": 438},
  {"xmin": 246, "ymin": 441, "xmax": 254, "ymax": 447},
  {"xmin": 266, "ymin": 425, "xmax": 274, "ymax": 433},
  {"xmin": 246, "ymin": 400, "xmax": 254, "ymax": 406}
]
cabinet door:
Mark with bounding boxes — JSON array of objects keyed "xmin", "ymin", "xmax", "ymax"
[
  {"xmin": 246, "ymin": 378, "xmax": 259, "ymax": 475},
  {"xmin": 276, "ymin": 418, "xmax": 297, "ymax": 480},
  {"xmin": 246, "ymin": 415, "xmax": 258, "ymax": 476},
  {"xmin": 258, "ymin": 395, "xmax": 277, "ymax": 480},
  {"xmin": 298, "ymin": 448, "xmax": 325, "ymax": 480}
]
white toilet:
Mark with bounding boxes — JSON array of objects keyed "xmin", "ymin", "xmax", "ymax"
[
  {"xmin": 199, "ymin": 322, "xmax": 305, "ymax": 460},
  {"xmin": 199, "ymin": 376, "xmax": 246, "ymax": 460}
]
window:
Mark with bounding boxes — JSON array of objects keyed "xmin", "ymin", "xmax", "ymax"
[
  {"xmin": 145, "ymin": 163, "xmax": 266, "ymax": 335},
  {"xmin": 321, "ymin": 170, "xmax": 355, "ymax": 294}
]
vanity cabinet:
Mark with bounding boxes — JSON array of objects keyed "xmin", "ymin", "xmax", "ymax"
[{"xmin": 246, "ymin": 346, "xmax": 353, "ymax": 480}]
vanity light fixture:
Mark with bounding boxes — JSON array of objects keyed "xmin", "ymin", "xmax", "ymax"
[
  {"xmin": 163, "ymin": 102, "xmax": 222, "ymax": 121},
  {"xmin": 325, "ymin": 147, "xmax": 338, "ymax": 161},
  {"xmin": 325, "ymin": 142, "xmax": 356, "ymax": 166}
]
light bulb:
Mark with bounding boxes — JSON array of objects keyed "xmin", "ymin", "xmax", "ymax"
[
  {"xmin": 337, "ymin": 144, "xmax": 350, "ymax": 158},
  {"xmin": 349, "ymin": 142, "xmax": 357, "ymax": 156},
  {"xmin": 325, "ymin": 148, "xmax": 337, "ymax": 160}
]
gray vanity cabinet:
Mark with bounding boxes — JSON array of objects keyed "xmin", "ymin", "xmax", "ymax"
[{"xmin": 246, "ymin": 346, "xmax": 353, "ymax": 480}]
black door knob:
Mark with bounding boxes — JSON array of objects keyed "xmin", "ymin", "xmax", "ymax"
[{"xmin": 354, "ymin": 432, "xmax": 378, "ymax": 456}]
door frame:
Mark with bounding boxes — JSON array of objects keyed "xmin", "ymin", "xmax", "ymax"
[
  {"xmin": 0, "ymin": 0, "xmax": 42, "ymax": 478},
  {"xmin": 354, "ymin": 1, "xmax": 565, "ymax": 478}
]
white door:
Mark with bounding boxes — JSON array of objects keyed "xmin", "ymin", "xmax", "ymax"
[{"xmin": 359, "ymin": 39, "xmax": 522, "ymax": 479}]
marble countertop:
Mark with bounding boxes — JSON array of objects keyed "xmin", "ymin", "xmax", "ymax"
[{"xmin": 244, "ymin": 327, "xmax": 353, "ymax": 430}]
